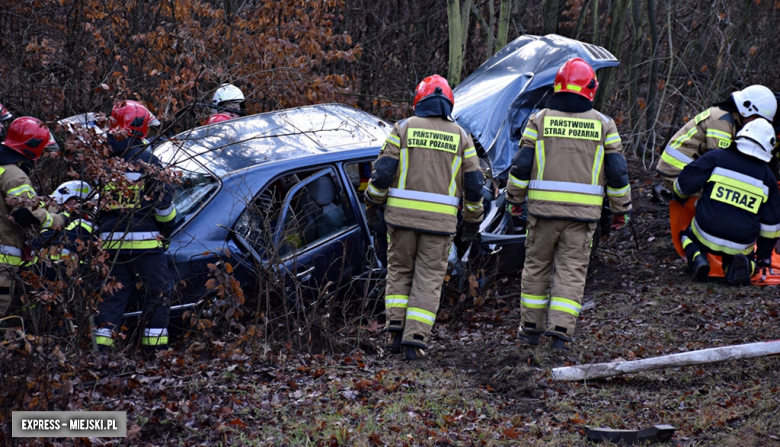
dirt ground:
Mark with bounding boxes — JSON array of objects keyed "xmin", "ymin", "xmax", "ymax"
[{"xmin": 9, "ymin": 162, "xmax": 780, "ymax": 446}]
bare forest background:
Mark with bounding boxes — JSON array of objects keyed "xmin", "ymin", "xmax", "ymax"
[{"xmin": 1, "ymin": 0, "xmax": 778, "ymax": 161}]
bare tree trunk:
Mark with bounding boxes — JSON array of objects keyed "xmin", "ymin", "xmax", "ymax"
[
  {"xmin": 573, "ymin": 0, "xmax": 591, "ymax": 40},
  {"xmin": 488, "ymin": 0, "xmax": 496, "ymax": 55},
  {"xmin": 447, "ymin": 0, "xmax": 472, "ymax": 86},
  {"xmin": 627, "ymin": 0, "xmax": 643, "ymax": 155},
  {"xmin": 472, "ymin": 2, "xmax": 497, "ymax": 56},
  {"xmin": 594, "ymin": 0, "xmax": 629, "ymax": 110},
  {"xmin": 542, "ymin": 0, "xmax": 559, "ymax": 35},
  {"xmin": 496, "ymin": 0, "xmax": 512, "ymax": 51},
  {"xmin": 645, "ymin": 0, "xmax": 659, "ymax": 153},
  {"xmin": 591, "ymin": 0, "xmax": 600, "ymax": 44}
]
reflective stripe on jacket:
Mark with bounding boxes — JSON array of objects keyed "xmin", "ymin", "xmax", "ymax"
[
  {"xmin": 673, "ymin": 146, "xmax": 780, "ymax": 256},
  {"xmin": 507, "ymin": 108, "xmax": 631, "ymax": 221},
  {"xmin": 656, "ymin": 107, "xmax": 736, "ymax": 179},
  {"xmin": 97, "ymin": 136, "xmax": 176, "ymax": 252},
  {"xmin": 365, "ymin": 116, "xmax": 484, "ymax": 234}
]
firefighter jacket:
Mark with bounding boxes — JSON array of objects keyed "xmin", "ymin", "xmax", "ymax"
[
  {"xmin": 673, "ymin": 146, "xmax": 780, "ymax": 258},
  {"xmin": 364, "ymin": 116, "xmax": 484, "ymax": 235},
  {"xmin": 506, "ymin": 94, "xmax": 631, "ymax": 221},
  {"xmin": 97, "ymin": 135, "xmax": 177, "ymax": 253},
  {"xmin": 656, "ymin": 106, "xmax": 737, "ymax": 179},
  {"xmin": 0, "ymin": 150, "xmax": 64, "ymax": 265},
  {"xmin": 33, "ymin": 211, "xmax": 94, "ymax": 261}
]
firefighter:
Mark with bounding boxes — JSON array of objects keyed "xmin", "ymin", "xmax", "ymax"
[
  {"xmin": 206, "ymin": 113, "xmax": 233, "ymax": 125},
  {"xmin": 34, "ymin": 180, "xmax": 95, "ymax": 267},
  {"xmin": 673, "ymin": 119, "xmax": 780, "ymax": 286},
  {"xmin": 507, "ymin": 58, "xmax": 632, "ymax": 351},
  {"xmin": 656, "ymin": 85, "xmax": 777, "ymax": 191},
  {"xmin": 94, "ymin": 101, "xmax": 177, "ymax": 353},
  {"xmin": 0, "ymin": 117, "xmax": 65, "ymax": 315},
  {"xmin": 364, "ymin": 75, "xmax": 484, "ymax": 360},
  {"xmin": 209, "ymin": 83, "xmax": 245, "ymax": 122}
]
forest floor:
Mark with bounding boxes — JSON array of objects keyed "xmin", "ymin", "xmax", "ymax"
[{"xmin": 10, "ymin": 162, "xmax": 780, "ymax": 446}]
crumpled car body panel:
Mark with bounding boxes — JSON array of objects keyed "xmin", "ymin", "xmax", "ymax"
[{"xmin": 452, "ymin": 34, "xmax": 619, "ymax": 177}]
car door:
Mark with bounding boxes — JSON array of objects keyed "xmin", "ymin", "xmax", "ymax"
[{"xmin": 232, "ymin": 166, "xmax": 368, "ymax": 304}]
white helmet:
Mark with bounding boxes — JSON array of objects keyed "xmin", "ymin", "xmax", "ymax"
[
  {"xmin": 211, "ymin": 83, "xmax": 245, "ymax": 107},
  {"xmin": 732, "ymin": 85, "xmax": 777, "ymax": 122},
  {"xmin": 51, "ymin": 180, "xmax": 92, "ymax": 205},
  {"xmin": 735, "ymin": 118, "xmax": 776, "ymax": 162}
]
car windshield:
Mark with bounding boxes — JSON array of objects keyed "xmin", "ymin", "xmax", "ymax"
[{"xmin": 154, "ymin": 140, "xmax": 220, "ymax": 221}]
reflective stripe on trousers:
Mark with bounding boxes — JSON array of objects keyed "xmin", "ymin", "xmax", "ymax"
[{"xmin": 692, "ymin": 218, "xmax": 753, "ymax": 255}]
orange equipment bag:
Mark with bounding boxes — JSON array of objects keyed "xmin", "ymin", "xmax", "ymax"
[{"xmin": 669, "ymin": 198, "xmax": 780, "ymax": 285}]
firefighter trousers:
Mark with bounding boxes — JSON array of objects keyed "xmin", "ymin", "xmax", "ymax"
[
  {"xmin": 384, "ymin": 226, "xmax": 451, "ymax": 349},
  {"xmin": 94, "ymin": 251, "xmax": 172, "ymax": 348},
  {"xmin": 520, "ymin": 216, "xmax": 596, "ymax": 341}
]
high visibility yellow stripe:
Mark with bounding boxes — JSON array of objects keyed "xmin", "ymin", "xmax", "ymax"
[
  {"xmin": 399, "ymin": 149, "xmax": 408, "ymax": 190},
  {"xmin": 661, "ymin": 150, "xmax": 689, "ymax": 170},
  {"xmin": 102, "ymin": 239, "xmax": 164, "ymax": 250},
  {"xmin": 554, "ymin": 84, "xmax": 583, "ymax": 92},
  {"xmin": 385, "ymin": 294, "xmax": 409, "ymax": 308},
  {"xmin": 465, "ymin": 199, "xmax": 482, "ymax": 211},
  {"xmin": 463, "ymin": 147, "xmax": 477, "ymax": 159},
  {"xmin": 607, "ymin": 184, "xmax": 630, "ymax": 197},
  {"xmin": 0, "ymin": 254, "xmax": 24, "ymax": 266},
  {"xmin": 591, "ymin": 144, "xmax": 604, "ymax": 184},
  {"xmin": 368, "ymin": 183, "xmax": 387, "ymax": 198},
  {"xmin": 406, "ymin": 307, "xmax": 436, "ymax": 326},
  {"xmin": 522, "ymin": 128, "xmax": 538, "ymax": 141},
  {"xmin": 509, "ymin": 174, "xmax": 529, "ymax": 188},
  {"xmin": 681, "ymin": 236, "xmax": 692, "ymax": 249},
  {"xmin": 549, "ymin": 297, "xmax": 582, "ymax": 317},
  {"xmin": 670, "ymin": 127, "xmax": 698, "ymax": 149},
  {"xmin": 760, "ymin": 223, "xmax": 780, "ymax": 239},
  {"xmin": 8, "ymin": 184, "xmax": 35, "ymax": 198},
  {"xmin": 706, "ymin": 129, "xmax": 732, "ymax": 140},
  {"xmin": 692, "ymin": 219, "xmax": 753, "ymax": 255},
  {"xmin": 155, "ymin": 207, "xmax": 177, "ymax": 223},
  {"xmin": 521, "ymin": 293, "xmax": 549, "ymax": 309},
  {"xmin": 604, "ymin": 133, "xmax": 621, "ymax": 145},
  {"xmin": 386, "ymin": 134, "xmax": 401, "ymax": 147},
  {"xmin": 141, "ymin": 336, "xmax": 168, "ymax": 346},
  {"xmin": 386, "ymin": 197, "xmax": 458, "ymax": 216},
  {"xmin": 708, "ymin": 174, "xmax": 767, "ymax": 201},
  {"xmin": 448, "ymin": 156, "xmax": 462, "ymax": 196},
  {"xmin": 535, "ymin": 140, "xmax": 545, "ymax": 180},
  {"xmin": 673, "ymin": 179, "xmax": 689, "ymax": 199},
  {"xmin": 95, "ymin": 336, "xmax": 114, "ymax": 347},
  {"xmin": 528, "ymin": 190, "xmax": 603, "ymax": 206}
]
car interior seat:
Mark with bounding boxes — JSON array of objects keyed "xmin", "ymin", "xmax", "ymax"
[{"xmin": 302, "ymin": 175, "xmax": 346, "ymax": 243}]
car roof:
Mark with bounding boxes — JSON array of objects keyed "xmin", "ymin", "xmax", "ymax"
[{"xmin": 155, "ymin": 103, "xmax": 391, "ymax": 177}]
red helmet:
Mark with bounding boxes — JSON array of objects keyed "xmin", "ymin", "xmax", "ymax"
[
  {"xmin": 554, "ymin": 57, "xmax": 598, "ymax": 101},
  {"xmin": 413, "ymin": 75, "xmax": 454, "ymax": 109},
  {"xmin": 2, "ymin": 117, "xmax": 50, "ymax": 160},
  {"xmin": 206, "ymin": 113, "xmax": 233, "ymax": 125},
  {"xmin": 0, "ymin": 103, "xmax": 12, "ymax": 121},
  {"xmin": 110, "ymin": 100, "xmax": 152, "ymax": 138}
]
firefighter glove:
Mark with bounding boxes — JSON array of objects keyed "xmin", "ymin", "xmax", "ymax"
[
  {"xmin": 611, "ymin": 213, "xmax": 629, "ymax": 230},
  {"xmin": 507, "ymin": 203, "xmax": 524, "ymax": 216},
  {"xmin": 461, "ymin": 221, "xmax": 481, "ymax": 245}
]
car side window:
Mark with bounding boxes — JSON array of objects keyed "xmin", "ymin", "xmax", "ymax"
[
  {"xmin": 234, "ymin": 168, "xmax": 356, "ymax": 259},
  {"xmin": 278, "ymin": 170, "xmax": 356, "ymax": 258}
]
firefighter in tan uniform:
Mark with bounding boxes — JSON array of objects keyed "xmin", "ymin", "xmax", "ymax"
[
  {"xmin": 656, "ymin": 85, "xmax": 776, "ymax": 191},
  {"xmin": 365, "ymin": 75, "xmax": 484, "ymax": 360},
  {"xmin": 507, "ymin": 58, "xmax": 631, "ymax": 351},
  {"xmin": 0, "ymin": 117, "xmax": 65, "ymax": 315}
]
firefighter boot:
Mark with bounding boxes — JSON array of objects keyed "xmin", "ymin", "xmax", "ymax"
[
  {"xmin": 690, "ymin": 254, "xmax": 710, "ymax": 282},
  {"xmin": 549, "ymin": 333, "xmax": 571, "ymax": 352},
  {"xmin": 517, "ymin": 327, "xmax": 542, "ymax": 346},
  {"xmin": 388, "ymin": 331, "xmax": 402, "ymax": 354},
  {"xmin": 725, "ymin": 254, "xmax": 752, "ymax": 286},
  {"xmin": 404, "ymin": 345, "xmax": 427, "ymax": 361}
]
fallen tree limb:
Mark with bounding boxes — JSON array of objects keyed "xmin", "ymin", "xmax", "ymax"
[{"xmin": 552, "ymin": 340, "xmax": 780, "ymax": 381}]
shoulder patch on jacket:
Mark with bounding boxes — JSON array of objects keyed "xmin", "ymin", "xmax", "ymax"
[{"xmin": 695, "ymin": 109, "xmax": 711, "ymax": 124}]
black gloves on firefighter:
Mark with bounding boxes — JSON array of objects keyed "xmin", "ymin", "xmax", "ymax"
[
  {"xmin": 10, "ymin": 207, "xmax": 39, "ymax": 230},
  {"xmin": 461, "ymin": 221, "xmax": 480, "ymax": 245},
  {"xmin": 365, "ymin": 205, "xmax": 386, "ymax": 233}
]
